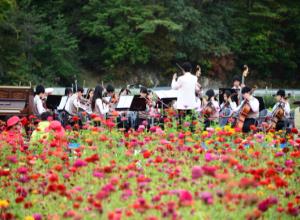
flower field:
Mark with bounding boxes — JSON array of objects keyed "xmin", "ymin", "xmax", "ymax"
[{"xmin": 0, "ymin": 117, "xmax": 300, "ymax": 220}]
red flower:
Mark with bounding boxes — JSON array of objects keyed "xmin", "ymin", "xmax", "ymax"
[
  {"xmin": 143, "ymin": 150, "xmax": 152, "ymax": 159},
  {"xmin": 258, "ymin": 197, "xmax": 278, "ymax": 212},
  {"xmin": 291, "ymin": 128, "xmax": 298, "ymax": 134},
  {"xmin": 85, "ymin": 154, "xmax": 99, "ymax": 163}
]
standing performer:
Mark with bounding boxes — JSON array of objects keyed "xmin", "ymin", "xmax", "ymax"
[
  {"xmin": 171, "ymin": 62, "xmax": 199, "ymax": 130},
  {"xmin": 268, "ymin": 89, "xmax": 290, "ymax": 131},
  {"xmin": 233, "ymin": 87, "xmax": 259, "ymax": 132},
  {"xmin": 33, "ymin": 85, "xmax": 47, "ymax": 117},
  {"xmin": 202, "ymin": 89, "xmax": 220, "ymax": 129},
  {"xmin": 232, "ymin": 76, "xmax": 242, "ymax": 90}
]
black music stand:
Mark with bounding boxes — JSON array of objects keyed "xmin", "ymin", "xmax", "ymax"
[
  {"xmin": 219, "ymin": 88, "xmax": 238, "ymax": 106},
  {"xmin": 129, "ymin": 95, "xmax": 147, "ymax": 111},
  {"xmin": 46, "ymin": 95, "xmax": 62, "ymax": 110}
]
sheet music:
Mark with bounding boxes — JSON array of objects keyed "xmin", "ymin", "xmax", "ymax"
[
  {"xmin": 116, "ymin": 96, "xmax": 134, "ymax": 109},
  {"xmin": 155, "ymin": 90, "xmax": 178, "ymax": 99}
]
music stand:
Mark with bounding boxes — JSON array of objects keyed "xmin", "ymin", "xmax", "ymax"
[
  {"xmin": 46, "ymin": 95, "xmax": 62, "ymax": 110},
  {"xmin": 129, "ymin": 95, "xmax": 147, "ymax": 111},
  {"xmin": 155, "ymin": 90, "xmax": 177, "ymax": 109},
  {"xmin": 116, "ymin": 96, "xmax": 134, "ymax": 111},
  {"xmin": 219, "ymin": 88, "xmax": 238, "ymax": 106}
]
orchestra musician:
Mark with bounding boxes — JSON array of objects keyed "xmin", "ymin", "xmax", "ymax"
[
  {"xmin": 171, "ymin": 62, "xmax": 199, "ymax": 130},
  {"xmin": 219, "ymin": 90, "xmax": 237, "ymax": 127},
  {"xmin": 232, "ymin": 75, "xmax": 243, "ymax": 90},
  {"xmin": 202, "ymin": 89, "xmax": 220, "ymax": 129},
  {"xmin": 57, "ymin": 88, "xmax": 73, "ymax": 126},
  {"xmin": 33, "ymin": 85, "xmax": 47, "ymax": 117},
  {"xmin": 136, "ymin": 86, "xmax": 151, "ymax": 129},
  {"xmin": 91, "ymin": 85, "xmax": 109, "ymax": 116},
  {"xmin": 233, "ymin": 86, "xmax": 259, "ymax": 132},
  {"xmin": 65, "ymin": 87, "xmax": 85, "ymax": 116},
  {"xmin": 269, "ymin": 89, "xmax": 291, "ymax": 130}
]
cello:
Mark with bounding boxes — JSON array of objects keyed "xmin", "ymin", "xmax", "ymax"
[
  {"xmin": 266, "ymin": 102, "xmax": 285, "ymax": 131},
  {"xmin": 234, "ymin": 86, "xmax": 256, "ymax": 129}
]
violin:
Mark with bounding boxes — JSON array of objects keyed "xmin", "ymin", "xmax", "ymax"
[{"xmin": 266, "ymin": 102, "xmax": 285, "ymax": 131}]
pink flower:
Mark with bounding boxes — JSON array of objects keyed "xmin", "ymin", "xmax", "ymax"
[
  {"xmin": 17, "ymin": 166, "xmax": 28, "ymax": 174},
  {"xmin": 191, "ymin": 166, "xmax": 203, "ymax": 180},
  {"xmin": 199, "ymin": 192, "xmax": 213, "ymax": 205},
  {"xmin": 179, "ymin": 190, "xmax": 193, "ymax": 206}
]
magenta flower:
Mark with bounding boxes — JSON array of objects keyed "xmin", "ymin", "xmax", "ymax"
[{"xmin": 73, "ymin": 159, "xmax": 87, "ymax": 168}]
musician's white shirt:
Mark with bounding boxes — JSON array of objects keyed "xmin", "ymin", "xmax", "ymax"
[
  {"xmin": 171, "ymin": 72, "xmax": 198, "ymax": 110},
  {"xmin": 271, "ymin": 102, "xmax": 290, "ymax": 118},
  {"xmin": 95, "ymin": 98, "xmax": 109, "ymax": 115},
  {"xmin": 57, "ymin": 96, "xmax": 68, "ymax": 111},
  {"xmin": 220, "ymin": 101, "xmax": 237, "ymax": 111},
  {"xmin": 34, "ymin": 95, "xmax": 46, "ymax": 115},
  {"xmin": 233, "ymin": 96, "xmax": 259, "ymax": 118},
  {"xmin": 65, "ymin": 93, "xmax": 81, "ymax": 115}
]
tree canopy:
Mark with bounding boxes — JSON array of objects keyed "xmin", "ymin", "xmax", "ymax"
[{"xmin": 0, "ymin": 0, "xmax": 299, "ymax": 87}]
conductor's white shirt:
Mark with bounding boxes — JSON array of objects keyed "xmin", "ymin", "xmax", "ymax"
[{"xmin": 171, "ymin": 72, "xmax": 198, "ymax": 110}]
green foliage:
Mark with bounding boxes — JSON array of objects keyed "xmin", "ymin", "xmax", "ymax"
[{"xmin": 0, "ymin": 0, "xmax": 299, "ymax": 86}]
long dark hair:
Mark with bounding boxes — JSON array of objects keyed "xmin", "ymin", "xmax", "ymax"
[{"xmin": 92, "ymin": 85, "xmax": 104, "ymax": 111}]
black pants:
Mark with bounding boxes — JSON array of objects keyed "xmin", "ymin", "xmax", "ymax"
[
  {"xmin": 276, "ymin": 120, "xmax": 285, "ymax": 131},
  {"xmin": 242, "ymin": 118, "xmax": 256, "ymax": 133},
  {"xmin": 178, "ymin": 110, "xmax": 195, "ymax": 131}
]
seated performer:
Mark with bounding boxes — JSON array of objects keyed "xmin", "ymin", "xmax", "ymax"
[
  {"xmin": 202, "ymin": 89, "xmax": 220, "ymax": 129},
  {"xmin": 33, "ymin": 85, "xmax": 47, "ymax": 117},
  {"xmin": 106, "ymin": 84, "xmax": 119, "ymax": 105},
  {"xmin": 136, "ymin": 86, "xmax": 151, "ymax": 129},
  {"xmin": 269, "ymin": 89, "xmax": 291, "ymax": 130},
  {"xmin": 65, "ymin": 87, "xmax": 85, "ymax": 116},
  {"xmin": 233, "ymin": 87, "xmax": 259, "ymax": 132},
  {"xmin": 219, "ymin": 90, "xmax": 237, "ymax": 127},
  {"xmin": 171, "ymin": 62, "xmax": 199, "ymax": 130},
  {"xmin": 91, "ymin": 85, "xmax": 109, "ymax": 116}
]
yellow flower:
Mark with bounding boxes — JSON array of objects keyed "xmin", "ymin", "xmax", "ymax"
[
  {"xmin": 224, "ymin": 125, "xmax": 231, "ymax": 131},
  {"xmin": 0, "ymin": 199, "xmax": 9, "ymax": 208},
  {"xmin": 215, "ymin": 127, "xmax": 221, "ymax": 132},
  {"xmin": 24, "ymin": 216, "xmax": 34, "ymax": 220},
  {"xmin": 202, "ymin": 131, "xmax": 208, "ymax": 136}
]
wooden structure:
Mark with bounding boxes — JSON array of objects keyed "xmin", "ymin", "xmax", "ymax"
[{"xmin": 0, "ymin": 86, "xmax": 34, "ymax": 118}]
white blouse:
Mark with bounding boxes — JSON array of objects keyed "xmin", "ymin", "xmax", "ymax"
[{"xmin": 95, "ymin": 98, "xmax": 109, "ymax": 115}]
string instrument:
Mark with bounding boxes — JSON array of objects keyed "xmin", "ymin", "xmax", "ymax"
[
  {"xmin": 234, "ymin": 87, "xmax": 256, "ymax": 129},
  {"xmin": 220, "ymin": 92, "xmax": 237, "ymax": 113},
  {"xmin": 202, "ymin": 96, "xmax": 217, "ymax": 119},
  {"xmin": 266, "ymin": 102, "xmax": 285, "ymax": 131},
  {"xmin": 238, "ymin": 65, "xmax": 249, "ymax": 104},
  {"xmin": 110, "ymin": 93, "xmax": 119, "ymax": 105}
]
